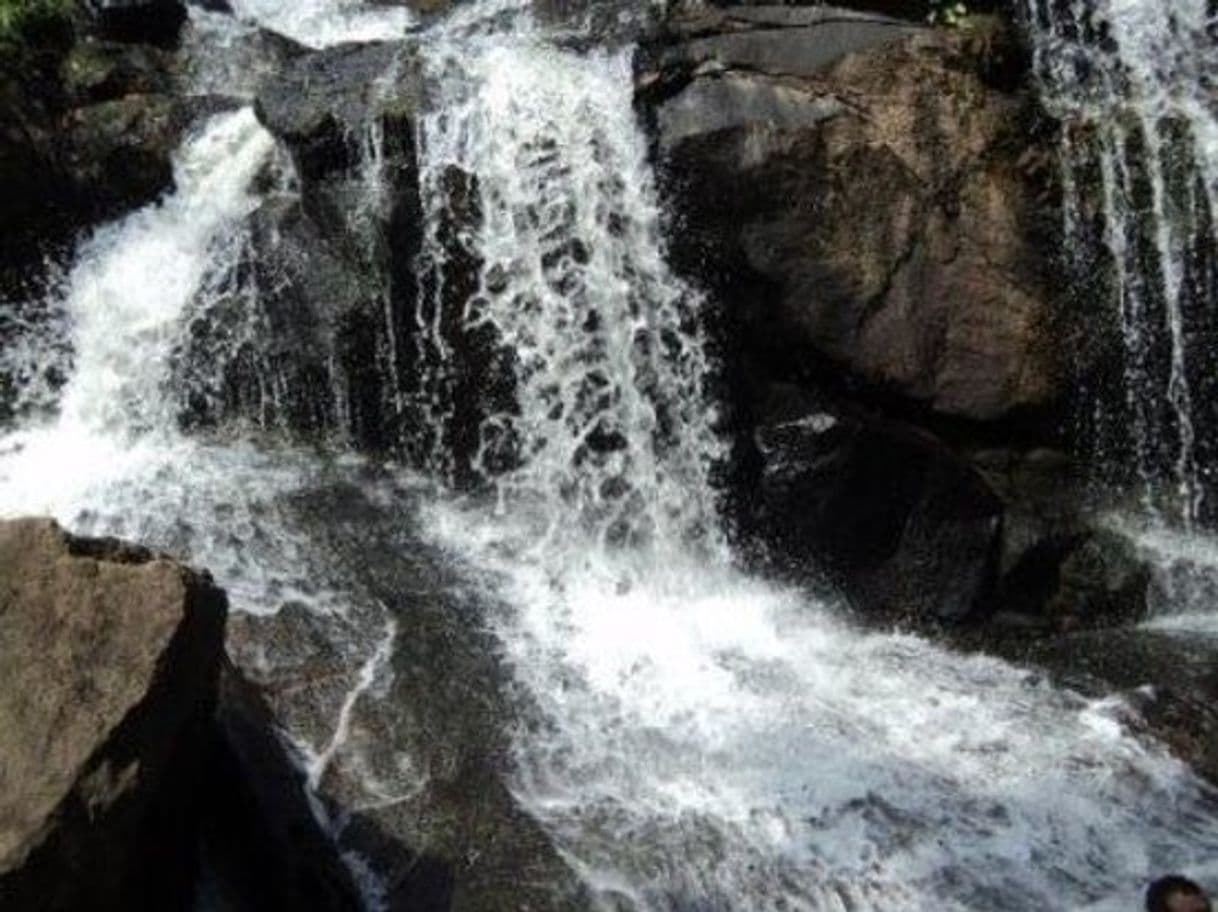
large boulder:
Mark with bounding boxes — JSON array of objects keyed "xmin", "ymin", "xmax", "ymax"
[
  {"xmin": 0, "ymin": 518, "xmax": 226, "ymax": 911},
  {"xmin": 179, "ymin": 41, "xmax": 429, "ymax": 453},
  {"xmin": 642, "ymin": 8, "xmax": 1076, "ymax": 425},
  {"xmin": 750, "ymin": 384, "xmax": 1003, "ymax": 623}
]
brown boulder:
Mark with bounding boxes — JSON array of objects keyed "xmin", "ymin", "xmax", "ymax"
[
  {"xmin": 0, "ymin": 518, "xmax": 226, "ymax": 911},
  {"xmin": 646, "ymin": 11, "xmax": 1072, "ymax": 423}
]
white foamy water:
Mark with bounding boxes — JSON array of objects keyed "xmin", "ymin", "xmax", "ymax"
[
  {"xmin": 426, "ymin": 499, "xmax": 1218, "ymax": 911},
  {"xmin": 408, "ymin": 10, "xmax": 1218, "ymax": 910},
  {"xmin": 0, "ymin": 107, "xmax": 364, "ymax": 618},
  {"xmin": 413, "ymin": 25, "xmax": 722, "ymax": 551},
  {"xmin": 1, "ymin": 1, "xmax": 1217, "ymax": 910},
  {"xmin": 227, "ymin": 0, "xmax": 415, "ymax": 47}
]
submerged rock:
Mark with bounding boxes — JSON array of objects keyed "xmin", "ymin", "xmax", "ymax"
[
  {"xmin": 224, "ymin": 481, "xmax": 586, "ymax": 911},
  {"xmin": 0, "ymin": 518, "xmax": 225, "ymax": 911},
  {"xmin": 1000, "ymin": 627, "xmax": 1218, "ymax": 786}
]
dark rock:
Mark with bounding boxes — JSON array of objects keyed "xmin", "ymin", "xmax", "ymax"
[
  {"xmin": 187, "ymin": 0, "xmax": 232, "ymax": 13},
  {"xmin": 178, "ymin": 42, "xmax": 431, "ymax": 452},
  {"xmin": 223, "ymin": 480, "xmax": 587, "ymax": 910},
  {"xmin": 61, "ymin": 93, "xmax": 238, "ymax": 219},
  {"xmin": 85, "ymin": 0, "xmax": 188, "ymax": 48},
  {"xmin": 751, "ymin": 384, "xmax": 1003, "ymax": 623},
  {"xmin": 0, "ymin": 20, "xmax": 213, "ymax": 299},
  {"xmin": 0, "ymin": 518, "xmax": 226, "ymax": 912},
  {"xmin": 693, "ymin": 0, "xmax": 1009, "ymax": 24},
  {"xmin": 180, "ymin": 24, "xmax": 307, "ymax": 99},
  {"xmin": 200, "ymin": 661, "xmax": 364, "ymax": 912},
  {"xmin": 645, "ymin": 11, "xmax": 1071, "ymax": 426},
  {"xmin": 60, "ymin": 37, "xmax": 179, "ymax": 103},
  {"xmin": 172, "ymin": 192, "xmax": 410, "ymax": 452},
  {"xmin": 992, "ymin": 527, "xmax": 1152, "ymax": 632},
  {"xmin": 254, "ymin": 41, "xmax": 420, "ymax": 188}
]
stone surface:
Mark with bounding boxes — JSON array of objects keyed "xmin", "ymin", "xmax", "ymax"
[
  {"xmin": 176, "ymin": 42, "xmax": 431, "ymax": 451},
  {"xmin": 0, "ymin": 518, "xmax": 226, "ymax": 911},
  {"xmin": 201, "ymin": 661, "xmax": 365, "ymax": 912},
  {"xmin": 0, "ymin": 21, "xmax": 223, "ymax": 296},
  {"xmin": 644, "ymin": 10, "xmax": 1072, "ymax": 425},
  {"xmin": 750, "ymin": 384, "xmax": 1003, "ymax": 623},
  {"xmin": 224, "ymin": 479, "xmax": 587, "ymax": 911},
  {"xmin": 254, "ymin": 41, "xmax": 420, "ymax": 187}
]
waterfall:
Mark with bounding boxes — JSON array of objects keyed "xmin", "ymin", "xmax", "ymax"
[
  {"xmin": 407, "ymin": 6, "xmax": 1218, "ymax": 910},
  {"xmin": 1, "ymin": 2, "xmax": 1218, "ymax": 910},
  {"xmin": 1022, "ymin": 0, "xmax": 1218, "ymax": 528},
  {"xmin": 411, "ymin": 10, "xmax": 723, "ymax": 553}
]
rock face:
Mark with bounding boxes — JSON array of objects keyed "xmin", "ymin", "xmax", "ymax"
[
  {"xmin": 224, "ymin": 481, "xmax": 585, "ymax": 911},
  {"xmin": 175, "ymin": 41, "xmax": 426, "ymax": 450},
  {"xmin": 643, "ymin": 7, "xmax": 1069, "ymax": 425},
  {"xmin": 0, "ymin": 518, "xmax": 226, "ymax": 912},
  {"xmin": 0, "ymin": 14, "xmax": 220, "ymax": 297},
  {"xmin": 636, "ymin": 4, "xmax": 1133, "ymax": 628},
  {"xmin": 751, "ymin": 385, "xmax": 1003, "ymax": 623}
]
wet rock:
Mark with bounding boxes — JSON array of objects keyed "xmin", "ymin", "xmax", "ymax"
[
  {"xmin": 224, "ymin": 481, "xmax": 587, "ymax": 911},
  {"xmin": 173, "ymin": 192, "xmax": 409, "ymax": 452},
  {"xmin": 992, "ymin": 528, "xmax": 1152, "ymax": 632},
  {"xmin": 60, "ymin": 36, "xmax": 179, "ymax": 103},
  {"xmin": 180, "ymin": 23, "xmax": 307, "ymax": 99},
  {"xmin": 1008, "ymin": 627, "xmax": 1218, "ymax": 785},
  {"xmin": 254, "ymin": 41, "xmax": 420, "ymax": 190},
  {"xmin": 751, "ymin": 384, "xmax": 1003, "ymax": 623},
  {"xmin": 201, "ymin": 661, "xmax": 365, "ymax": 912},
  {"xmin": 0, "ymin": 19, "xmax": 219, "ymax": 295},
  {"xmin": 644, "ymin": 10, "xmax": 1070, "ymax": 426},
  {"xmin": 0, "ymin": 518, "xmax": 226, "ymax": 911},
  {"xmin": 61, "ymin": 92, "xmax": 238, "ymax": 218},
  {"xmin": 177, "ymin": 42, "xmax": 432, "ymax": 452},
  {"xmin": 694, "ymin": 0, "xmax": 1009, "ymax": 22}
]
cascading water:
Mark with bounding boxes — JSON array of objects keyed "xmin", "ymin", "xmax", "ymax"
[
  {"xmin": 411, "ymin": 9, "xmax": 722, "ymax": 551},
  {"xmin": 1021, "ymin": 0, "xmax": 1218, "ymax": 618},
  {"xmin": 407, "ymin": 7, "xmax": 1218, "ymax": 909},
  {"xmin": 3, "ymin": 1, "xmax": 1218, "ymax": 909},
  {"xmin": 1022, "ymin": 0, "xmax": 1218, "ymax": 524}
]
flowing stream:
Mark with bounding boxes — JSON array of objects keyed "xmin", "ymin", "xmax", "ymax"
[{"xmin": 2, "ymin": 1, "xmax": 1218, "ymax": 909}]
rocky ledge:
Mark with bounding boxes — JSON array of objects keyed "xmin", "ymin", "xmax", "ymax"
[
  {"xmin": 0, "ymin": 518, "xmax": 362, "ymax": 912},
  {"xmin": 0, "ymin": 518, "xmax": 224, "ymax": 910}
]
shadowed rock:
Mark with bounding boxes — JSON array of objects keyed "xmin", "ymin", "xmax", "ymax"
[{"xmin": 0, "ymin": 518, "xmax": 225, "ymax": 911}]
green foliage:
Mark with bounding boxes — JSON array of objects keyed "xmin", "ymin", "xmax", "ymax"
[
  {"xmin": 928, "ymin": 0, "xmax": 968, "ymax": 27},
  {"xmin": 0, "ymin": 0, "xmax": 74, "ymax": 52}
]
